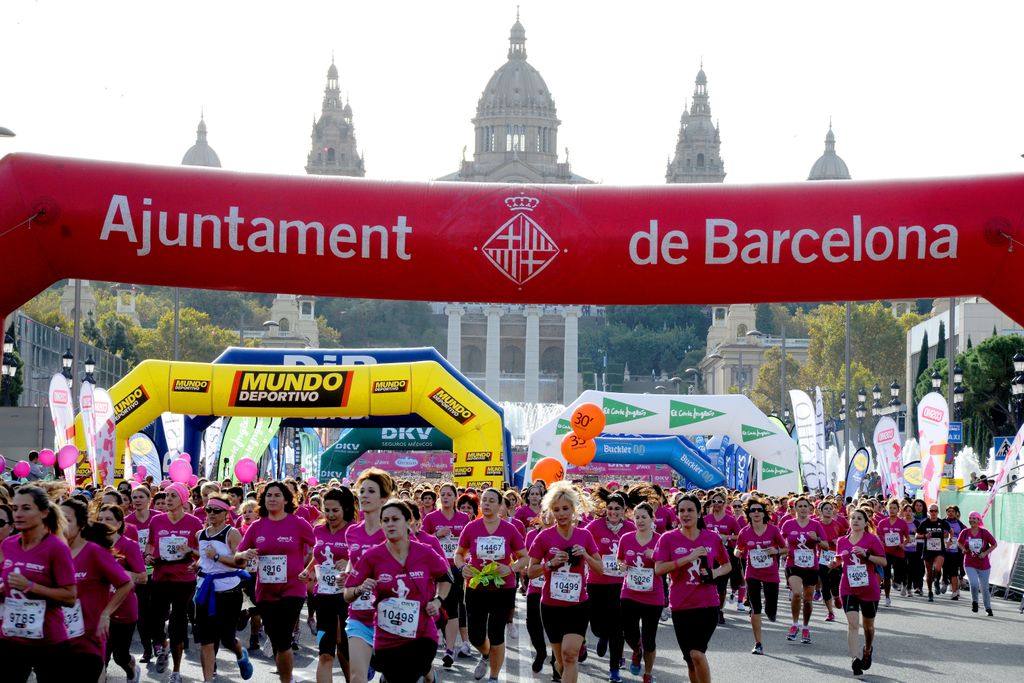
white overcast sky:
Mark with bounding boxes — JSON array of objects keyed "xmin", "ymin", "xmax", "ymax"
[{"xmin": 2, "ymin": 0, "xmax": 1022, "ymax": 185}]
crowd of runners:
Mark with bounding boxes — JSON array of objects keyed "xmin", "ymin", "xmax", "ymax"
[{"xmin": 0, "ymin": 471, "xmax": 1003, "ymax": 683}]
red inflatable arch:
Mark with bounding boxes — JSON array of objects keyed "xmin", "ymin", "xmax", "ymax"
[{"xmin": 1, "ymin": 153, "xmax": 1023, "ymax": 324}]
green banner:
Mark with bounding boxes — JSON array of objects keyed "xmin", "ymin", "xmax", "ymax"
[
  {"xmin": 218, "ymin": 416, "xmax": 280, "ymax": 480},
  {"xmin": 939, "ymin": 490, "xmax": 1024, "ymax": 544},
  {"xmin": 318, "ymin": 427, "xmax": 453, "ymax": 479}
]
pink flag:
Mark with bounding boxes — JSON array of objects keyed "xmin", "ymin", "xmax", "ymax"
[
  {"xmin": 917, "ymin": 392, "xmax": 949, "ymax": 507},
  {"xmin": 873, "ymin": 416, "xmax": 903, "ymax": 497},
  {"xmin": 982, "ymin": 423, "xmax": 1024, "ymax": 518}
]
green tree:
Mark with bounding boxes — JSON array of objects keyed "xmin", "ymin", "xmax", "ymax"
[
  {"xmin": 916, "ymin": 331, "xmax": 930, "ymax": 385},
  {"xmin": 135, "ymin": 308, "xmax": 239, "ymax": 362},
  {"xmin": 936, "ymin": 319, "xmax": 946, "ymax": 360},
  {"xmin": 20, "ymin": 288, "xmax": 70, "ymax": 331},
  {"xmin": 750, "ymin": 346, "xmax": 801, "ymax": 414}
]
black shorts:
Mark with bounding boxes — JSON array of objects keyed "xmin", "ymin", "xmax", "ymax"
[
  {"xmin": 541, "ymin": 601, "xmax": 590, "ymax": 643},
  {"xmin": 785, "ymin": 566, "xmax": 819, "ymax": 586},
  {"xmin": 194, "ymin": 586, "xmax": 243, "ymax": 647},
  {"xmin": 923, "ymin": 551, "xmax": 945, "ymax": 564},
  {"xmin": 374, "ymin": 637, "xmax": 437, "ymax": 682},
  {"xmin": 259, "ymin": 596, "xmax": 305, "ymax": 652},
  {"xmin": 316, "ymin": 592, "xmax": 349, "ymax": 658},
  {"xmin": 841, "ymin": 595, "xmax": 877, "ymax": 619},
  {"xmin": 942, "ymin": 553, "xmax": 963, "ymax": 580},
  {"xmin": 671, "ymin": 607, "xmax": 718, "ymax": 663}
]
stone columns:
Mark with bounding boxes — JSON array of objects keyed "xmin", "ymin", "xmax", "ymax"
[
  {"xmin": 444, "ymin": 304, "xmax": 464, "ymax": 369},
  {"xmin": 484, "ymin": 305, "xmax": 503, "ymax": 398},
  {"xmin": 524, "ymin": 306, "xmax": 541, "ymax": 403},
  {"xmin": 562, "ymin": 306, "xmax": 580, "ymax": 404}
]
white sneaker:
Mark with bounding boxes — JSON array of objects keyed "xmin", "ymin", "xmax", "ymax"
[
  {"xmin": 885, "ymin": 597, "xmax": 892, "ymax": 607},
  {"xmin": 900, "ymin": 587, "xmax": 908, "ymax": 597},
  {"xmin": 170, "ymin": 673, "xmax": 183, "ymax": 683},
  {"xmin": 506, "ymin": 621, "xmax": 518, "ymax": 640},
  {"xmin": 737, "ymin": 603, "xmax": 747, "ymax": 613},
  {"xmin": 459, "ymin": 642, "xmax": 473, "ymax": 657},
  {"xmin": 660, "ymin": 608, "xmax": 670, "ymax": 622},
  {"xmin": 474, "ymin": 656, "xmax": 489, "ymax": 680}
]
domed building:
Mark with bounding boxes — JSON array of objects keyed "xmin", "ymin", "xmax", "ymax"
[
  {"xmin": 666, "ymin": 66, "xmax": 726, "ymax": 184},
  {"xmin": 306, "ymin": 59, "xmax": 365, "ymax": 177},
  {"xmin": 439, "ymin": 15, "xmax": 591, "ymax": 183},
  {"xmin": 808, "ymin": 124, "xmax": 851, "ymax": 180},
  {"xmin": 181, "ymin": 114, "xmax": 221, "ymax": 168}
]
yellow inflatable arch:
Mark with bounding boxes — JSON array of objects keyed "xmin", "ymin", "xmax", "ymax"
[{"xmin": 74, "ymin": 359, "xmax": 506, "ymax": 489}]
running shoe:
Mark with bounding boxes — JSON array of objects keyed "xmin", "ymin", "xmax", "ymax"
[
  {"xmin": 972, "ymin": 601, "xmax": 978, "ymax": 613},
  {"xmin": 800, "ymin": 627, "xmax": 811, "ymax": 644},
  {"xmin": 852, "ymin": 657, "xmax": 863, "ymax": 676},
  {"xmin": 474, "ymin": 655, "xmax": 489, "ymax": 680},
  {"xmin": 751, "ymin": 642, "xmax": 763, "ymax": 655},
  {"xmin": 597, "ymin": 636, "xmax": 608, "ymax": 657},
  {"xmin": 900, "ymin": 587, "xmax": 908, "ymax": 597},
  {"xmin": 914, "ymin": 588, "xmax": 923, "ymax": 596},
  {"xmin": 786, "ymin": 625, "xmax": 799, "ymax": 641},
  {"xmin": 737, "ymin": 603, "xmax": 746, "ymax": 613},
  {"xmin": 729, "ymin": 590, "xmax": 736, "ymax": 603},
  {"xmin": 459, "ymin": 642, "xmax": 474, "ymax": 658},
  {"xmin": 307, "ymin": 614, "xmax": 317, "ymax": 635},
  {"xmin": 579, "ymin": 643, "xmax": 588, "ymax": 662},
  {"xmin": 609, "ymin": 669, "xmax": 623, "ymax": 683},
  {"xmin": 812, "ymin": 590, "xmax": 822, "ymax": 602},
  {"xmin": 824, "ymin": 612, "xmax": 835, "ymax": 622},
  {"xmin": 155, "ymin": 647, "xmax": 168, "ymax": 674},
  {"xmin": 986, "ymin": 608, "xmax": 994, "ymax": 616},
  {"xmin": 885, "ymin": 597, "xmax": 892, "ymax": 607},
  {"xmin": 861, "ymin": 646, "xmax": 872, "ymax": 670},
  {"xmin": 630, "ymin": 649, "xmax": 642, "ymax": 675},
  {"xmin": 717, "ymin": 610, "xmax": 725, "ymax": 625},
  {"xmin": 951, "ymin": 592, "xmax": 959, "ymax": 601},
  {"xmin": 367, "ymin": 666, "xmax": 376, "ymax": 681},
  {"xmin": 533, "ymin": 651, "xmax": 547, "ymax": 673},
  {"xmin": 140, "ymin": 648, "xmax": 153, "ymax": 665},
  {"xmin": 443, "ymin": 650, "xmax": 455, "ymax": 668},
  {"xmin": 642, "ymin": 675, "xmax": 655, "ymax": 683},
  {"xmin": 238, "ymin": 648, "xmax": 254, "ymax": 681},
  {"xmin": 170, "ymin": 673, "xmax": 183, "ymax": 683},
  {"xmin": 928, "ymin": 593, "xmax": 934, "ymax": 602},
  {"xmin": 660, "ymin": 608, "xmax": 670, "ymax": 622},
  {"xmin": 507, "ymin": 621, "xmax": 519, "ymax": 640},
  {"xmin": 129, "ymin": 664, "xmax": 141, "ymax": 683},
  {"xmin": 552, "ymin": 669, "xmax": 562, "ymax": 683}
]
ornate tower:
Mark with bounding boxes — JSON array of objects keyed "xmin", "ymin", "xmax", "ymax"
[
  {"xmin": 808, "ymin": 123, "xmax": 851, "ymax": 180},
  {"xmin": 440, "ymin": 14, "xmax": 590, "ymax": 183},
  {"xmin": 666, "ymin": 65, "xmax": 726, "ymax": 184},
  {"xmin": 181, "ymin": 114, "xmax": 221, "ymax": 168},
  {"xmin": 305, "ymin": 60, "xmax": 364, "ymax": 176}
]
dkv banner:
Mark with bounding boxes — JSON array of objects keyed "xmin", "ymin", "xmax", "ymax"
[
  {"xmin": 790, "ymin": 390, "xmax": 822, "ymax": 491},
  {"xmin": 873, "ymin": 416, "xmax": 903, "ymax": 497},
  {"xmin": 917, "ymin": 392, "xmax": 950, "ymax": 506}
]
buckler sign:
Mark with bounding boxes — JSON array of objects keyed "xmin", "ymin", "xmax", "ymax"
[
  {"xmin": 229, "ymin": 370, "xmax": 352, "ymax": 408},
  {"xmin": 429, "ymin": 387, "xmax": 475, "ymax": 424},
  {"xmin": 173, "ymin": 379, "xmax": 211, "ymax": 393},
  {"xmin": 372, "ymin": 379, "xmax": 409, "ymax": 394},
  {"xmin": 114, "ymin": 385, "xmax": 150, "ymax": 423}
]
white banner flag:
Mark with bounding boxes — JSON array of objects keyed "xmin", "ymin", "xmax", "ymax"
[
  {"xmin": 79, "ymin": 381, "xmax": 98, "ymax": 486},
  {"xmin": 873, "ymin": 416, "xmax": 903, "ymax": 497},
  {"xmin": 790, "ymin": 389, "xmax": 821, "ymax": 491},
  {"xmin": 917, "ymin": 392, "xmax": 949, "ymax": 506},
  {"xmin": 814, "ymin": 387, "xmax": 828, "ymax": 492},
  {"xmin": 47, "ymin": 374, "xmax": 76, "ymax": 485}
]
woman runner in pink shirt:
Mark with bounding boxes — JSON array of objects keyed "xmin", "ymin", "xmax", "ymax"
[
  {"xmin": 654, "ymin": 493, "xmax": 731, "ymax": 683},
  {"xmin": 957, "ymin": 511, "xmax": 997, "ymax": 615},
  {"xmin": 780, "ymin": 495, "xmax": 828, "ymax": 644},
  {"xmin": 423, "ymin": 482, "xmax": 472, "ymax": 667},
  {"xmin": 833, "ymin": 507, "xmax": 886, "ymax": 676},
  {"xmin": 97, "ymin": 504, "xmax": 148, "ymax": 683},
  {"xmin": 126, "ymin": 483, "xmax": 161, "ymax": 662},
  {"xmin": 616, "ymin": 501, "xmax": 663, "ymax": 683},
  {"xmin": 734, "ymin": 495, "xmax": 786, "ymax": 656}
]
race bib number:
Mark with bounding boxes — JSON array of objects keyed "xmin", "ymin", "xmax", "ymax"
[
  {"xmin": 821, "ymin": 550, "xmax": 836, "ymax": 566},
  {"xmin": 377, "ymin": 598, "xmax": 420, "ymax": 639},
  {"xmin": 968, "ymin": 537, "xmax": 983, "ymax": 554},
  {"xmin": 549, "ymin": 568, "xmax": 583, "ymax": 603},
  {"xmin": 159, "ymin": 534, "xmax": 188, "ymax": 561},
  {"xmin": 258, "ymin": 555, "xmax": 288, "ymax": 584},
  {"xmin": 748, "ymin": 548, "xmax": 772, "ymax": 569},
  {"xmin": 2, "ymin": 597, "xmax": 45, "ymax": 639},
  {"xmin": 793, "ymin": 548, "xmax": 815, "ymax": 568},
  {"xmin": 529, "ymin": 574, "xmax": 546, "ymax": 589},
  {"xmin": 351, "ymin": 590, "xmax": 375, "ymax": 611},
  {"xmin": 316, "ymin": 563, "xmax": 341, "ymax": 594},
  {"xmin": 138, "ymin": 528, "xmax": 150, "ymax": 553},
  {"xmin": 846, "ymin": 563, "xmax": 869, "ymax": 588},
  {"xmin": 63, "ymin": 600, "xmax": 85, "ymax": 639},
  {"xmin": 884, "ymin": 532, "xmax": 901, "ymax": 547},
  {"xmin": 245, "ymin": 556, "xmax": 258, "ymax": 574},
  {"xmin": 440, "ymin": 536, "xmax": 458, "ymax": 560},
  {"xmin": 475, "ymin": 536, "xmax": 506, "ymax": 561},
  {"xmin": 625, "ymin": 566, "xmax": 654, "ymax": 592},
  {"xmin": 602, "ymin": 554, "xmax": 624, "ymax": 578},
  {"xmin": 926, "ymin": 538, "xmax": 942, "ymax": 552}
]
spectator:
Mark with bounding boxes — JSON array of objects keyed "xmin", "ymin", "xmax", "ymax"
[{"xmin": 27, "ymin": 450, "xmax": 47, "ymax": 481}]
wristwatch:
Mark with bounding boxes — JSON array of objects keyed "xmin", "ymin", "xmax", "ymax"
[{"xmin": 214, "ymin": 553, "xmax": 221, "ymax": 562}]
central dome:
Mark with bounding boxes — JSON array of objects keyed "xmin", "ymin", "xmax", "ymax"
[{"xmin": 477, "ymin": 19, "xmax": 556, "ymax": 116}]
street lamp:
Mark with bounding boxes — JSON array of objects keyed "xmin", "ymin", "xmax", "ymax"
[
  {"xmin": 1011, "ymin": 353, "xmax": 1024, "ymax": 429},
  {"xmin": 83, "ymin": 356, "xmax": 96, "ymax": 385},
  {"xmin": 930, "ymin": 369, "xmax": 942, "ymax": 391},
  {"xmin": 683, "ymin": 367, "xmax": 701, "ymax": 394},
  {"xmin": 61, "ymin": 348, "xmax": 74, "ymax": 390},
  {"xmin": 1, "ymin": 334, "xmax": 14, "ymax": 406},
  {"xmin": 855, "ymin": 395, "xmax": 866, "ymax": 447},
  {"xmin": 670, "ymin": 376, "xmax": 683, "ymax": 394},
  {"xmin": 952, "ymin": 384, "xmax": 965, "ymax": 419}
]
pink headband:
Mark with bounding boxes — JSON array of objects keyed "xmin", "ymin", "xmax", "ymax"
[
  {"xmin": 206, "ymin": 498, "xmax": 231, "ymax": 512},
  {"xmin": 166, "ymin": 483, "xmax": 190, "ymax": 507}
]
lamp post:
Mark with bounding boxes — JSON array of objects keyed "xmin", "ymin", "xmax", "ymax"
[
  {"xmin": 61, "ymin": 349, "xmax": 74, "ymax": 391},
  {"xmin": 83, "ymin": 356, "xmax": 96, "ymax": 385},
  {"xmin": 683, "ymin": 367, "xmax": 701, "ymax": 394},
  {"xmin": 1011, "ymin": 352, "xmax": 1024, "ymax": 430},
  {"xmin": 1, "ymin": 333, "xmax": 14, "ymax": 406},
  {"xmin": 930, "ymin": 369, "xmax": 942, "ymax": 393},
  {"xmin": 670, "ymin": 376, "xmax": 683, "ymax": 394},
  {"xmin": 889, "ymin": 379, "xmax": 904, "ymax": 436},
  {"xmin": 856, "ymin": 386, "xmax": 867, "ymax": 447}
]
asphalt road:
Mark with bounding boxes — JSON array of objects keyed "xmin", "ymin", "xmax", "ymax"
[{"xmin": 114, "ymin": 588, "xmax": 1023, "ymax": 683}]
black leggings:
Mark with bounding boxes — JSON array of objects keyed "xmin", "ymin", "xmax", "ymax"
[
  {"xmin": 620, "ymin": 598, "xmax": 660, "ymax": 653},
  {"xmin": 317, "ymin": 592, "xmax": 351, "ymax": 660},
  {"xmin": 904, "ymin": 549, "xmax": 924, "ymax": 591},
  {"xmin": 150, "ymin": 580, "xmax": 197, "ymax": 648},
  {"xmin": 135, "ymin": 581, "xmax": 153, "ymax": 652},
  {"xmin": 441, "ymin": 565, "xmax": 466, "ymax": 629},
  {"xmin": 466, "ymin": 587, "xmax": 515, "ymax": 648},
  {"xmin": 884, "ymin": 554, "xmax": 906, "ymax": 586},
  {"xmin": 745, "ymin": 579, "xmax": 779, "ymax": 620},
  {"xmin": 526, "ymin": 593, "xmax": 547, "ymax": 660},
  {"xmin": 106, "ymin": 620, "xmax": 138, "ymax": 672},
  {"xmin": 818, "ymin": 566, "xmax": 841, "ymax": 602},
  {"xmin": 1, "ymin": 640, "xmax": 71, "ymax": 683},
  {"xmin": 70, "ymin": 652, "xmax": 104, "ymax": 682},
  {"xmin": 589, "ymin": 583, "xmax": 625, "ymax": 666},
  {"xmin": 375, "ymin": 637, "xmax": 437, "ymax": 683}
]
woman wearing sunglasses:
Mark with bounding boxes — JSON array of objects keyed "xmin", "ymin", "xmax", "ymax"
[{"xmin": 735, "ymin": 496, "xmax": 786, "ymax": 655}]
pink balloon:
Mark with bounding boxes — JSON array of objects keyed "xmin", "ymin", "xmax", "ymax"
[
  {"xmin": 0, "ymin": 458, "xmax": 6, "ymax": 475},
  {"xmin": 188, "ymin": 474, "xmax": 199, "ymax": 487},
  {"xmin": 133, "ymin": 472, "xmax": 143, "ymax": 483},
  {"xmin": 13, "ymin": 461, "xmax": 31, "ymax": 479},
  {"xmin": 57, "ymin": 444, "xmax": 79, "ymax": 470},
  {"xmin": 234, "ymin": 458, "xmax": 258, "ymax": 484},
  {"xmin": 137, "ymin": 465, "xmax": 147, "ymax": 478},
  {"xmin": 307, "ymin": 477, "xmax": 319, "ymax": 487},
  {"xmin": 168, "ymin": 458, "xmax": 192, "ymax": 484},
  {"xmin": 178, "ymin": 452, "xmax": 191, "ymax": 461},
  {"xmin": 300, "ymin": 467, "xmax": 307, "ymax": 473},
  {"xmin": 38, "ymin": 449, "xmax": 56, "ymax": 467}
]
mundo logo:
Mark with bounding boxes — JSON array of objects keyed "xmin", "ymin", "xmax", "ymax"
[
  {"xmin": 602, "ymin": 398, "xmax": 657, "ymax": 425},
  {"xmin": 481, "ymin": 195, "xmax": 559, "ymax": 286},
  {"xmin": 741, "ymin": 424, "xmax": 774, "ymax": 442},
  {"xmin": 669, "ymin": 400, "xmax": 725, "ymax": 428}
]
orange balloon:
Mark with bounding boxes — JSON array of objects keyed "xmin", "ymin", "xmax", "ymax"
[
  {"xmin": 531, "ymin": 457, "xmax": 565, "ymax": 486},
  {"xmin": 570, "ymin": 402, "xmax": 606, "ymax": 440},
  {"xmin": 561, "ymin": 432, "xmax": 597, "ymax": 466}
]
